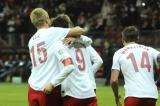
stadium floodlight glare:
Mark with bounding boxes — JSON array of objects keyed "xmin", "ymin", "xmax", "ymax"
[{"xmin": 142, "ymin": 2, "xmax": 146, "ymax": 6}]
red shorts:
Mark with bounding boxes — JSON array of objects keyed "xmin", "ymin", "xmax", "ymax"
[
  {"xmin": 46, "ymin": 85, "xmax": 62, "ymax": 106},
  {"xmin": 28, "ymin": 85, "xmax": 62, "ymax": 106},
  {"xmin": 28, "ymin": 85, "xmax": 47, "ymax": 106},
  {"xmin": 125, "ymin": 97, "xmax": 157, "ymax": 106},
  {"xmin": 63, "ymin": 96, "xmax": 98, "ymax": 106}
]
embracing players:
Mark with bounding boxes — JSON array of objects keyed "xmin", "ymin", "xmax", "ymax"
[
  {"xmin": 44, "ymin": 14, "xmax": 103, "ymax": 106},
  {"xmin": 28, "ymin": 8, "xmax": 85, "ymax": 106}
]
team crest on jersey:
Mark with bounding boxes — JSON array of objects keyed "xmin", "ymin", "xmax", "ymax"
[{"xmin": 58, "ymin": 49, "xmax": 64, "ymax": 55}]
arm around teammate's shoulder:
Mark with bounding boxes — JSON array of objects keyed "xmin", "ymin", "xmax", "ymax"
[{"xmin": 67, "ymin": 26, "xmax": 85, "ymax": 37}]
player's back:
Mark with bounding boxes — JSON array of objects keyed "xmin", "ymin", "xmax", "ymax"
[
  {"xmin": 62, "ymin": 47, "xmax": 95, "ymax": 99},
  {"xmin": 28, "ymin": 27, "xmax": 69, "ymax": 91},
  {"xmin": 115, "ymin": 43, "xmax": 158, "ymax": 98}
]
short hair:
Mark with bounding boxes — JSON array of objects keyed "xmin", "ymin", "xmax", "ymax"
[
  {"xmin": 122, "ymin": 26, "xmax": 139, "ymax": 42},
  {"xmin": 51, "ymin": 14, "xmax": 74, "ymax": 28},
  {"xmin": 30, "ymin": 8, "xmax": 49, "ymax": 28}
]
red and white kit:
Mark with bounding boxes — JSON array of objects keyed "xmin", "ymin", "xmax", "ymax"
[
  {"xmin": 62, "ymin": 45, "xmax": 102, "ymax": 106},
  {"xmin": 112, "ymin": 43, "xmax": 159, "ymax": 100},
  {"xmin": 28, "ymin": 27, "xmax": 72, "ymax": 106}
]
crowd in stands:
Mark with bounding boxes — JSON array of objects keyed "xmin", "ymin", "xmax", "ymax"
[
  {"xmin": 0, "ymin": 0, "xmax": 160, "ymax": 45},
  {"xmin": 0, "ymin": 54, "xmax": 31, "ymax": 82},
  {"xmin": 0, "ymin": 0, "xmax": 160, "ymax": 83}
]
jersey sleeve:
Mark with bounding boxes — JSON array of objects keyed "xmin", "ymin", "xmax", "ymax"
[
  {"xmin": 50, "ymin": 64, "xmax": 74, "ymax": 87},
  {"xmin": 49, "ymin": 27, "xmax": 70, "ymax": 41},
  {"xmin": 149, "ymin": 47, "xmax": 160, "ymax": 62},
  {"xmin": 111, "ymin": 51, "xmax": 121, "ymax": 71},
  {"xmin": 87, "ymin": 46, "xmax": 103, "ymax": 73},
  {"xmin": 78, "ymin": 35, "xmax": 92, "ymax": 47},
  {"xmin": 53, "ymin": 41, "xmax": 71, "ymax": 62}
]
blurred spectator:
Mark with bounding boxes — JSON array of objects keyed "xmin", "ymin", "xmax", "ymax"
[
  {"xmin": 0, "ymin": 59, "xmax": 5, "ymax": 73},
  {"xmin": 77, "ymin": 12, "xmax": 86, "ymax": 27},
  {"xmin": 0, "ymin": 54, "xmax": 31, "ymax": 82},
  {"xmin": 18, "ymin": 54, "xmax": 31, "ymax": 82},
  {"xmin": 0, "ymin": 0, "xmax": 160, "ymax": 47},
  {"xmin": 0, "ymin": 55, "xmax": 17, "ymax": 81}
]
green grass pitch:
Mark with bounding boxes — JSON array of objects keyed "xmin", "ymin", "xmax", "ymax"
[{"xmin": 0, "ymin": 83, "xmax": 159, "ymax": 106}]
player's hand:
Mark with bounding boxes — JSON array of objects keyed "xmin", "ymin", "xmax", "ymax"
[
  {"xmin": 63, "ymin": 37, "xmax": 76, "ymax": 46},
  {"xmin": 43, "ymin": 83, "xmax": 54, "ymax": 94},
  {"xmin": 116, "ymin": 95, "xmax": 122, "ymax": 106}
]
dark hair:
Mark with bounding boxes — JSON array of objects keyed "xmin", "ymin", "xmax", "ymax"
[
  {"xmin": 51, "ymin": 14, "xmax": 74, "ymax": 28},
  {"xmin": 122, "ymin": 26, "xmax": 139, "ymax": 42}
]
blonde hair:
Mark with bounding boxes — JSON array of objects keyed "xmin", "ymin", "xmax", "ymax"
[{"xmin": 30, "ymin": 8, "xmax": 49, "ymax": 28}]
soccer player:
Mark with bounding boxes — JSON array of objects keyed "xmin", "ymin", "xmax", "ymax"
[
  {"xmin": 49, "ymin": 14, "xmax": 103, "ymax": 106},
  {"xmin": 110, "ymin": 26, "xmax": 160, "ymax": 106},
  {"xmin": 62, "ymin": 45, "xmax": 102, "ymax": 106},
  {"xmin": 28, "ymin": 8, "xmax": 85, "ymax": 106},
  {"xmin": 50, "ymin": 14, "xmax": 102, "ymax": 92}
]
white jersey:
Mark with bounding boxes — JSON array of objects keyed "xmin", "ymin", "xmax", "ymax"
[
  {"xmin": 112, "ymin": 43, "xmax": 160, "ymax": 99},
  {"xmin": 86, "ymin": 46, "xmax": 103, "ymax": 89},
  {"xmin": 28, "ymin": 27, "xmax": 71, "ymax": 91},
  {"xmin": 62, "ymin": 47, "xmax": 96, "ymax": 99}
]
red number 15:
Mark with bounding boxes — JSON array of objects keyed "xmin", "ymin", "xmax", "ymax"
[{"xmin": 30, "ymin": 41, "xmax": 47, "ymax": 67}]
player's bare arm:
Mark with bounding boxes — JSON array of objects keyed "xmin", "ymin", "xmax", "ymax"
[
  {"xmin": 51, "ymin": 14, "xmax": 85, "ymax": 37},
  {"xmin": 110, "ymin": 69, "xmax": 122, "ymax": 106},
  {"xmin": 63, "ymin": 37, "xmax": 76, "ymax": 46},
  {"xmin": 67, "ymin": 26, "xmax": 85, "ymax": 37},
  {"xmin": 63, "ymin": 36, "xmax": 93, "ymax": 48}
]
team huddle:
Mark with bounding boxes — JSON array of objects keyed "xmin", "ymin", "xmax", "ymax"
[{"xmin": 28, "ymin": 8, "xmax": 160, "ymax": 106}]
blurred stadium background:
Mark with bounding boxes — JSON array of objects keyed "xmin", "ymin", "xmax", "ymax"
[{"xmin": 0, "ymin": 0, "xmax": 160, "ymax": 106}]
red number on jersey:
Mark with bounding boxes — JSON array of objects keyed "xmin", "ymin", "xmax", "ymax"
[
  {"xmin": 127, "ymin": 53, "xmax": 138, "ymax": 72},
  {"xmin": 127, "ymin": 51, "xmax": 151, "ymax": 72},
  {"xmin": 31, "ymin": 45, "xmax": 36, "ymax": 66},
  {"xmin": 75, "ymin": 49, "xmax": 86, "ymax": 71},
  {"xmin": 141, "ymin": 52, "xmax": 151, "ymax": 72},
  {"xmin": 30, "ymin": 41, "xmax": 47, "ymax": 67}
]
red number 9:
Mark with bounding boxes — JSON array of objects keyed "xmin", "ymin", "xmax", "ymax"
[{"xmin": 75, "ymin": 49, "xmax": 86, "ymax": 71}]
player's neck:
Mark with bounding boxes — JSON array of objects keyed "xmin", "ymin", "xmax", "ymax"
[
  {"xmin": 124, "ymin": 42, "xmax": 136, "ymax": 46},
  {"xmin": 37, "ymin": 24, "xmax": 49, "ymax": 29}
]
